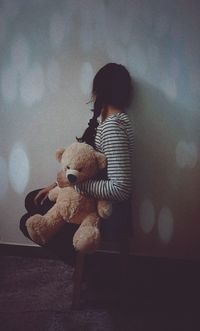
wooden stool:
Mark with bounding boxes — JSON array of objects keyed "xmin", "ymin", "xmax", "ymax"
[{"xmin": 71, "ymin": 233, "xmax": 130, "ymax": 309}]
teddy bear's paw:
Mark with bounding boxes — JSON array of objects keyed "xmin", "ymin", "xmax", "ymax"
[
  {"xmin": 73, "ymin": 226, "xmax": 101, "ymax": 253},
  {"xmin": 98, "ymin": 201, "xmax": 112, "ymax": 219},
  {"xmin": 26, "ymin": 215, "xmax": 48, "ymax": 246}
]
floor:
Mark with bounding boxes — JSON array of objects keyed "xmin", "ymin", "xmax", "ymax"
[{"xmin": 0, "ymin": 253, "xmax": 200, "ymax": 331}]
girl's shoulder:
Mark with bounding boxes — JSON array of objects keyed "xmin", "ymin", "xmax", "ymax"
[{"xmin": 101, "ymin": 112, "xmax": 131, "ymax": 128}]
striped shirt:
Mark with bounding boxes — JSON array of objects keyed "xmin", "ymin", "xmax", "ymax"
[{"xmin": 75, "ymin": 112, "xmax": 135, "ymax": 201}]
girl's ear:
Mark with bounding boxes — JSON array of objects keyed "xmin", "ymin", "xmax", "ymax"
[
  {"xmin": 56, "ymin": 148, "xmax": 65, "ymax": 162},
  {"xmin": 95, "ymin": 151, "xmax": 107, "ymax": 169}
]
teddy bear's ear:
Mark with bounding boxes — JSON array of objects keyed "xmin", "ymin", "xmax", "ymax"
[
  {"xmin": 55, "ymin": 148, "xmax": 65, "ymax": 162},
  {"xmin": 95, "ymin": 151, "xmax": 107, "ymax": 169}
]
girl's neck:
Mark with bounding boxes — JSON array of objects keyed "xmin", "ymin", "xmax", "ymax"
[{"xmin": 101, "ymin": 106, "xmax": 123, "ymax": 122}]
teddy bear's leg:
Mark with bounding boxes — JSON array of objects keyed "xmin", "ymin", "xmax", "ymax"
[
  {"xmin": 97, "ymin": 200, "xmax": 112, "ymax": 219},
  {"xmin": 26, "ymin": 204, "xmax": 65, "ymax": 246},
  {"xmin": 73, "ymin": 212, "xmax": 101, "ymax": 253}
]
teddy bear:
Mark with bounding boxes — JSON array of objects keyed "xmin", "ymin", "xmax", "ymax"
[{"xmin": 26, "ymin": 142, "xmax": 112, "ymax": 253}]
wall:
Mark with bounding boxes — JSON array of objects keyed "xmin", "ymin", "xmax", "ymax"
[{"xmin": 0, "ymin": 0, "xmax": 199, "ymax": 258}]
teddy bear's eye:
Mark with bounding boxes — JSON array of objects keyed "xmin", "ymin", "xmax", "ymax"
[{"xmin": 67, "ymin": 166, "xmax": 70, "ymax": 169}]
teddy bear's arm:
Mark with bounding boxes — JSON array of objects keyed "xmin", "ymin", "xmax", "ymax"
[{"xmin": 97, "ymin": 200, "xmax": 112, "ymax": 219}]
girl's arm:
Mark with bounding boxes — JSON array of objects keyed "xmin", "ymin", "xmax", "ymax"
[
  {"xmin": 75, "ymin": 119, "xmax": 134, "ymax": 201},
  {"xmin": 34, "ymin": 182, "xmax": 57, "ymax": 206}
]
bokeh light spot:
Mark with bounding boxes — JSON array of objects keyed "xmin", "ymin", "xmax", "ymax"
[
  {"xmin": 9, "ymin": 143, "xmax": 30, "ymax": 194},
  {"xmin": 176, "ymin": 141, "xmax": 198, "ymax": 168}
]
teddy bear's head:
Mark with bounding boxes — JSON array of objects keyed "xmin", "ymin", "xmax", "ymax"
[{"xmin": 55, "ymin": 142, "xmax": 106, "ymax": 184}]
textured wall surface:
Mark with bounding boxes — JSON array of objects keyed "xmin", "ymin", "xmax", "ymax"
[{"xmin": 0, "ymin": 0, "xmax": 199, "ymax": 258}]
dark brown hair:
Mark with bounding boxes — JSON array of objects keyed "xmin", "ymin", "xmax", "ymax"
[{"xmin": 77, "ymin": 63, "xmax": 132, "ymax": 148}]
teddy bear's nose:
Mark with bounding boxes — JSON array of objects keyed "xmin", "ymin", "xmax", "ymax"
[{"xmin": 67, "ymin": 174, "xmax": 77, "ymax": 183}]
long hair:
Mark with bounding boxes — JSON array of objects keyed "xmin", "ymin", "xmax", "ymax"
[{"xmin": 77, "ymin": 63, "xmax": 132, "ymax": 148}]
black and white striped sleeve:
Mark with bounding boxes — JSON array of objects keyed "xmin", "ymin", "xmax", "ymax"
[{"xmin": 75, "ymin": 118, "xmax": 133, "ymax": 201}]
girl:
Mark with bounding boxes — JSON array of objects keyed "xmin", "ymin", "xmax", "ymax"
[{"xmin": 20, "ymin": 63, "xmax": 135, "ymax": 266}]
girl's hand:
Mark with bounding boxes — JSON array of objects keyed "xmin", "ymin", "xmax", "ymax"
[{"xmin": 34, "ymin": 183, "xmax": 57, "ymax": 206}]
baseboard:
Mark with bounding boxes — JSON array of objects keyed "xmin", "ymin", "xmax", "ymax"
[{"xmin": 1, "ymin": 243, "xmax": 200, "ymax": 266}]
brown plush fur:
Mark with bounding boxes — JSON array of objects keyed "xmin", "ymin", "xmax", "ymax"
[{"xmin": 26, "ymin": 142, "xmax": 112, "ymax": 253}]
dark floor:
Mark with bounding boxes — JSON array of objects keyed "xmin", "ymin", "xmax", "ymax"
[{"xmin": 0, "ymin": 253, "xmax": 200, "ymax": 331}]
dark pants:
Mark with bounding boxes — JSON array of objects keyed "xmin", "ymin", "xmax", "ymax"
[{"xmin": 20, "ymin": 189, "xmax": 131, "ymax": 266}]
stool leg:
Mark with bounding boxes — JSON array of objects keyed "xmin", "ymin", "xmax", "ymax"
[{"xmin": 72, "ymin": 252, "xmax": 85, "ymax": 309}]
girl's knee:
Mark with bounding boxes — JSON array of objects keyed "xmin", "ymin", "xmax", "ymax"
[{"xmin": 25, "ymin": 191, "xmax": 35, "ymax": 211}]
